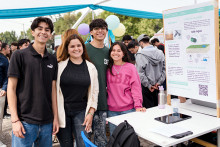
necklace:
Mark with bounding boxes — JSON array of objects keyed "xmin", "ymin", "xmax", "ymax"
[{"xmin": 113, "ymin": 64, "xmax": 123, "ymax": 75}]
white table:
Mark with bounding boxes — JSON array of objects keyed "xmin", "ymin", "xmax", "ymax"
[{"xmin": 106, "ymin": 105, "xmax": 220, "ymax": 147}]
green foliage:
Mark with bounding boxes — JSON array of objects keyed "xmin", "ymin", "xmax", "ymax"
[
  {"xmin": 26, "ymin": 28, "xmax": 34, "ymax": 41},
  {"xmin": 54, "ymin": 12, "xmax": 79, "ymax": 35},
  {"xmin": 98, "ymin": 11, "xmax": 163, "ymax": 40},
  {"xmin": 0, "ymin": 31, "xmax": 17, "ymax": 44}
]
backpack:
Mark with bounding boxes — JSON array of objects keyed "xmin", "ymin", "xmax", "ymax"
[{"xmin": 107, "ymin": 120, "xmax": 140, "ymax": 147}]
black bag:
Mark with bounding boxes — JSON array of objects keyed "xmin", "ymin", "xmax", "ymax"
[{"xmin": 107, "ymin": 120, "xmax": 140, "ymax": 147}]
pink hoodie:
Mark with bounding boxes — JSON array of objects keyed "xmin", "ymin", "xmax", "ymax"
[{"xmin": 107, "ymin": 63, "xmax": 143, "ymax": 111}]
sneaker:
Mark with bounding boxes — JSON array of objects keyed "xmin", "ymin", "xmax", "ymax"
[{"xmin": 0, "ymin": 141, "xmax": 6, "ymax": 147}]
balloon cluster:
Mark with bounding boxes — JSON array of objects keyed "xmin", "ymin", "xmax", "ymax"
[
  {"xmin": 105, "ymin": 15, "xmax": 125, "ymax": 37},
  {"xmin": 77, "ymin": 15, "xmax": 125, "ymax": 37}
]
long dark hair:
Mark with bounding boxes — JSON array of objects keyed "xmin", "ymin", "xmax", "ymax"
[
  {"xmin": 107, "ymin": 42, "xmax": 131, "ymax": 75},
  {"xmin": 58, "ymin": 34, "xmax": 90, "ymax": 62}
]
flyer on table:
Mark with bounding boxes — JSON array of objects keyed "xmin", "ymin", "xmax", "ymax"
[{"xmin": 163, "ymin": 2, "xmax": 216, "ymax": 103}]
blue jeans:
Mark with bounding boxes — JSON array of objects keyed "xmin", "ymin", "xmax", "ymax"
[
  {"xmin": 57, "ymin": 109, "xmax": 88, "ymax": 147},
  {"xmin": 12, "ymin": 121, "xmax": 52, "ymax": 147},
  {"xmin": 92, "ymin": 110, "xmax": 107, "ymax": 147},
  {"xmin": 108, "ymin": 109, "xmax": 135, "ymax": 135}
]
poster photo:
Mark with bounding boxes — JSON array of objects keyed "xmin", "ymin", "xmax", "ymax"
[{"xmin": 163, "ymin": 2, "xmax": 217, "ymax": 103}]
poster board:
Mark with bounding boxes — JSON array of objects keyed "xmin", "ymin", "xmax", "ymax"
[
  {"xmin": 163, "ymin": 1, "xmax": 219, "ymax": 116},
  {"xmin": 54, "ymin": 35, "xmax": 62, "ymax": 47}
]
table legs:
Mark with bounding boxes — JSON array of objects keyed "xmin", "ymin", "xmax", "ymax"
[{"xmin": 218, "ymin": 129, "xmax": 220, "ymax": 147}]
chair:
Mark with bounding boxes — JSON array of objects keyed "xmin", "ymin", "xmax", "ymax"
[{"xmin": 81, "ymin": 131, "xmax": 97, "ymax": 147}]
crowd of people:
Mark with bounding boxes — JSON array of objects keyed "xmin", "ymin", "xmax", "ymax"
[{"xmin": 0, "ymin": 16, "xmax": 165, "ymax": 147}]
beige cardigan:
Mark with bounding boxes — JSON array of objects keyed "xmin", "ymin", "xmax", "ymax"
[{"xmin": 57, "ymin": 58, "xmax": 99, "ymax": 128}]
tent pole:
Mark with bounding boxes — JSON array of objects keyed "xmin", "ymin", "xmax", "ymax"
[
  {"xmin": 157, "ymin": 28, "xmax": 163, "ymax": 34},
  {"xmin": 71, "ymin": 0, "xmax": 111, "ymax": 29},
  {"xmin": 92, "ymin": 10, "xmax": 95, "ymax": 20},
  {"xmin": 72, "ymin": 8, "xmax": 91, "ymax": 29}
]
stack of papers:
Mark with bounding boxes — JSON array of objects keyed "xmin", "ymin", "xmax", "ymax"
[{"xmin": 150, "ymin": 125, "xmax": 190, "ymax": 138}]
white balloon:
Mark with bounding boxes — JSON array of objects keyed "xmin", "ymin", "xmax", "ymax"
[{"xmin": 112, "ymin": 23, "xmax": 126, "ymax": 37}]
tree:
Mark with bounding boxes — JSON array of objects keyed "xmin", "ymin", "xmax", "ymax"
[
  {"xmin": 98, "ymin": 11, "xmax": 163, "ymax": 40},
  {"xmin": 0, "ymin": 31, "xmax": 18, "ymax": 44},
  {"xmin": 26, "ymin": 28, "xmax": 34, "ymax": 41},
  {"xmin": 54, "ymin": 12, "xmax": 79, "ymax": 35}
]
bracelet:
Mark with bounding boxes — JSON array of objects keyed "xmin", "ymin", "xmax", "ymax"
[
  {"xmin": 11, "ymin": 120, "xmax": 20, "ymax": 123},
  {"xmin": 87, "ymin": 113, "xmax": 94, "ymax": 116}
]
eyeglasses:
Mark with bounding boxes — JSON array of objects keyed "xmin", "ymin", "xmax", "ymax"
[{"xmin": 93, "ymin": 27, "xmax": 107, "ymax": 31}]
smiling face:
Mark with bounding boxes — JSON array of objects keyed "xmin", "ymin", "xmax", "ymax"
[
  {"xmin": 68, "ymin": 39, "xmax": 83, "ymax": 60},
  {"xmin": 31, "ymin": 22, "xmax": 52, "ymax": 44},
  {"xmin": 90, "ymin": 27, "xmax": 107, "ymax": 41},
  {"xmin": 110, "ymin": 44, "xmax": 124, "ymax": 63}
]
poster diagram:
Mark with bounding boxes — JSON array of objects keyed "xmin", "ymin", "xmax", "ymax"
[{"xmin": 163, "ymin": 2, "xmax": 216, "ymax": 103}]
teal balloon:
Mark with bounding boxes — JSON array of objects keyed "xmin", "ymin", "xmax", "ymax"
[{"xmin": 105, "ymin": 15, "xmax": 120, "ymax": 30}]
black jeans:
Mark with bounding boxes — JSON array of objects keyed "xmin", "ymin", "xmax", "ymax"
[
  {"xmin": 141, "ymin": 85, "xmax": 159, "ymax": 108},
  {"xmin": 57, "ymin": 109, "xmax": 88, "ymax": 147}
]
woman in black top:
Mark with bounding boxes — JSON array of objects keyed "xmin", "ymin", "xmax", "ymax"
[{"xmin": 56, "ymin": 34, "xmax": 99, "ymax": 147}]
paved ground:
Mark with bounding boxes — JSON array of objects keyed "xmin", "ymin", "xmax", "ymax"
[{"xmin": 0, "ymin": 117, "xmax": 155, "ymax": 147}]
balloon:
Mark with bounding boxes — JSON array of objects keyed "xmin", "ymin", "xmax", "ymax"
[
  {"xmin": 78, "ymin": 23, "xmax": 90, "ymax": 35},
  {"xmin": 105, "ymin": 15, "xmax": 120, "ymax": 30},
  {"xmin": 112, "ymin": 23, "xmax": 126, "ymax": 37}
]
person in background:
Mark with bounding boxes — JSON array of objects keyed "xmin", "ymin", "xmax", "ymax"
[
  {"xmin": 7, "ymin": 17, "xmax": 59, "ymax": 147},
  {"xmin": 122, "ymin": 35, "xmax": 135, "ymax": 62},
  {"xmin": 127, "ymin": 40, "xmax": 140, "ymax": 58},
  {"xmin": 151, "ymin": 38, "xmax": 166, "ymax": 91},
  {"xmin": 56, "ymin": 34, "xmax": 98, "ymax": 147},
  {"xmin": 57, "ymin": 29, "xmax": 79, "ymax": 60},
  {"xmin": 136, "ymin": 34, "xmax": 165, "ymax": 108},
  {"xmin": 10, "ymin": 42, "xmax": 18, "ymax": 53},
  {"xmin": 107, "ymin": 42, "xmax": 146, "ymax": 135},
  {"xmin": 1, "ymin": 43, "xmax": 10, "ymax": 61},
  {"xmin": 0, "ymin": 43, "xmax": 9, "ymax": 147},
  {"xmin": 1, "ymin": 43, "xmax": 11, "ymax": 118},
  {"xmin": 86, "ymin": 18, "xmax": 109, "ymax": 147},
  {"xmin": 151, "ymin": 38, "xmax": 165, "ymax": 54},
  {"xmin": 53, "ymin": 45, "xmax": 59, "ymax": 57},
  {"xmin": 17, "ymin": 39, "xmax": 30, "ymax": 50}
]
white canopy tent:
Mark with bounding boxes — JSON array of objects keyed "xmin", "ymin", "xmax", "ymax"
[{"xmin": 0, "ymin": 0, "xmax": 218, "ymax": 19}]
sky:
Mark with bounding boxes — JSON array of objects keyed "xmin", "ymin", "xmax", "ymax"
[
  {"xmin": 0, "ymin": 8, "xmax": 102, "ymax": 37},
  {"xmin": 0, "ymin": 17, "xmax": 34, "ymax": 36},
  {"xmin": 0, "ymin": 0, "xmax": 214, "ymax": 37}
]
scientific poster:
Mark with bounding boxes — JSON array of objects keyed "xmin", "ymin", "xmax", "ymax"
[{"xmin": 163, "ymin": 2, "xmax": 216, "ymax": 103}]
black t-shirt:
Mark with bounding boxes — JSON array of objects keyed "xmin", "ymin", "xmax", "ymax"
[
  {"xmin": 60, "ymin": 60, "xmax": 90, "ymax": 111},
  {"xmin": 8, "ymin": 43, "xmax": 58, "ymax": 125}
]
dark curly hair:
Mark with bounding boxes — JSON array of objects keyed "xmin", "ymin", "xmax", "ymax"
[{"xmin": 89, "ymin": 19, "xmax": 108, "ymax": 31}]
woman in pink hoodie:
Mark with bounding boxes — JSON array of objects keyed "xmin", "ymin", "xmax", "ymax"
[{"xmin": 107, "ymin": 42, "xmax": 146, "ymax": 135}]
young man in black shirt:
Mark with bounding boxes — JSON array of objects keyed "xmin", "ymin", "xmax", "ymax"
[{"xmin": 7, "ymin": 17, "xmax": 59, "ymax": 147}]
